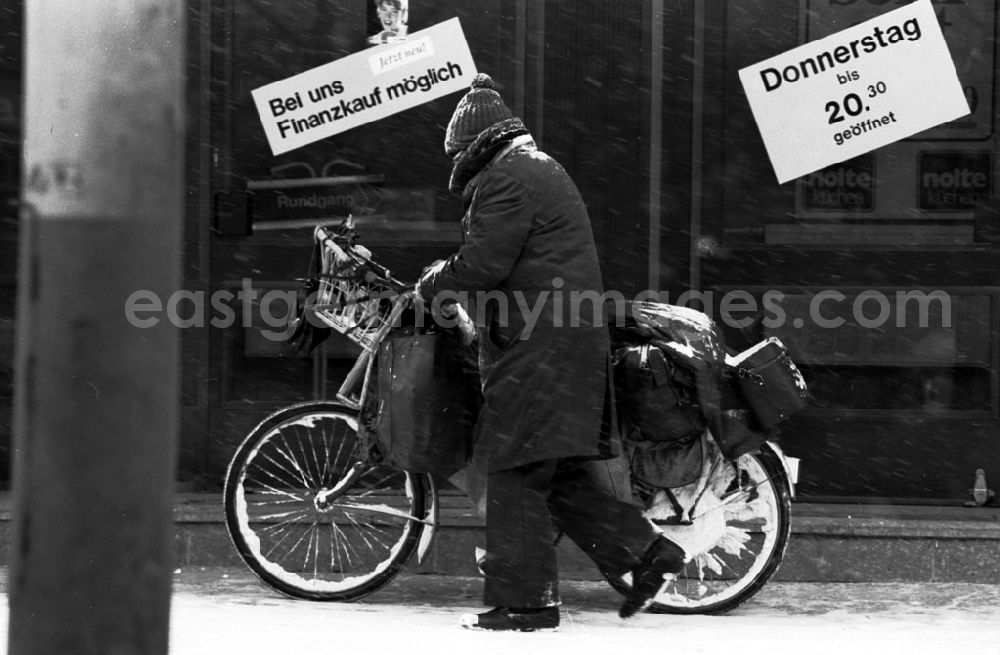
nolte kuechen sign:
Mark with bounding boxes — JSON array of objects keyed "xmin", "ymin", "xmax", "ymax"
[{"xmin": 252, "ymin": 18, "xmax": 477, "ymax": 156}]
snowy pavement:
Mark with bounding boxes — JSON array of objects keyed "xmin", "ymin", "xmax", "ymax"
[
  {"xmin": 170, "ymin": 568, "xmax": 1000, "ymax": 654},
  {"xmin": 5, "ymin": 567, "xmax": 1000, "ymax": 654}
]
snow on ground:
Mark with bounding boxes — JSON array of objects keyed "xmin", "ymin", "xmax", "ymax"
[
  {"xmin": 165, "ymin": 584, "xmax": 999, "ymax": 655},
  {"xmin": 3, "ymin": 569, "xmax": 998, "ymax": 655}
]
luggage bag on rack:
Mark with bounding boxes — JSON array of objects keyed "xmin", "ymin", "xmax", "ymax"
[
  {"xmin": 612, "ymin": 342, "xmax": 706, "ymax": 488},
  {"xmin": 729, "ymin": 337, "xmax": 809, "ymax": 430}
]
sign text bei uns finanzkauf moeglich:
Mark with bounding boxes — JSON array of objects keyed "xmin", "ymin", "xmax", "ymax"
[{"xmin": 252, "ymin": 18, "xmax": 477, "ymax": 156}]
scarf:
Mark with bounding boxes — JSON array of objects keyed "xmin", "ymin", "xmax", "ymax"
[{"xmin": 448, "ymin": 117, "xmax": 531, "ymax": 196}]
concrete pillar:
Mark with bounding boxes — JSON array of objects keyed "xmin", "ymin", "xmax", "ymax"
[{"xmin": 9, "ymin": 1, "xmax": 185, "ymax": 653}]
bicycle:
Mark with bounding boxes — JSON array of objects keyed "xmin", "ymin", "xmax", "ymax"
[{"xmin": 223, "ymin": 220, "xmax": 801, "ymax": 615}]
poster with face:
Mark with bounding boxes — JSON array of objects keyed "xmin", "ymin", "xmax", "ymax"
[{"xmin": 368, "ymin": 0, "xmax": 408, "ymax": 45}]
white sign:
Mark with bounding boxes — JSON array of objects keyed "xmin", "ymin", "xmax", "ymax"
[
  {"xmin": 739, "ymin": 0, "xmax": 969, "ymax": 184},
  {"xmin": 252, "ymin": 18, "xmax": 477, "ymax": 156}
]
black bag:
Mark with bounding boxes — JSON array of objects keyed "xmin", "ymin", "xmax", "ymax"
[
  {"xmin": 373, "ymin": 328, "xmax": 480, "ymax": 476},
  {"xmin": 715, "ymin": 406, "xmax": 767, "ymax": 460},
  {"xmin": 612, "ymin": 343, "xmax": 706, "ymax": 445},
  {"xmin": 285, "ymin": 236, "xmax": 331, "ymax": 356},
  {"xmin": 628, "ymin": 437, "xmax": 704, "ymax": 488},
  {"xmin": 731, "ymin": 337, "xmax": 808, "ymax": 429},
  {"xmin": 285, "ymin": 276, "xmax": 331, "ymax": 356}
]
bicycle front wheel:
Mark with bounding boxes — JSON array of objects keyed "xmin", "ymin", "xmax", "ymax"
[{"xmin": 224, "ymin": 401, "xmax": 429, "ymax": 601}]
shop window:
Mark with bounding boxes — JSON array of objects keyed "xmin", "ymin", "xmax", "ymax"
[
  {"xmin": 713, "ymin": 286, "xmax": 999, "ymax": 416},
  {"xmin": 710, "ymin": 0, "xmax": 997, "ymax": 247},
  {"xmin": 212, "ymin": 0, "xmax": 503, "ymax": 237}
]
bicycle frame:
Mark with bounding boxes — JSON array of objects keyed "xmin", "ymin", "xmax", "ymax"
[{"xmin": 328, "ymin": 293, "xmax": 410, "ymax": 410}]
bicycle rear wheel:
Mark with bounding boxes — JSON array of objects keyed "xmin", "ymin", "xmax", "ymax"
[
  {"xmin": 224, "ymin": 401, "xmax": 428, "ymax": 601},
  {"xmin": 608, "ymin": 441, "xmax": 792, "ymax": 614}
]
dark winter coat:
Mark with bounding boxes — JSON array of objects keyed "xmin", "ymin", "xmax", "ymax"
[{"xmin": 418, "ymin": 120, "xmax": 611, "ymax": 476}]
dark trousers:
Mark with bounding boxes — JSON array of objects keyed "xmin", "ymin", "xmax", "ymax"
[{"xmin": 482, "ymin": 458, "xmax": 658, "ymax": 608}]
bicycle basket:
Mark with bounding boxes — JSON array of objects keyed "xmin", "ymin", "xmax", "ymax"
[{"xmin": 308, "ymin": 229, "xmax": 399, "ymax": 353}]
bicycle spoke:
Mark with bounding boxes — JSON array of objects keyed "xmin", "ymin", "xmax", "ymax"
[
  {"xmin": 298, "ymin": 426, "xmax": 323, "ymax": 488},
  {"xmin": 253, "ymin": 506, "xmax": 315, "ymax": 523},
  {"xmin": 279, "ymin": 433, "xmax": 317, "ymax": 488},
  {"xmin": 252, "ymin": 449, "xmax": 309, "ymax": 490},
  {"xmin": 262, "ymin": 517, "xmax": 306, "ymax": 560},
  {"xmin": 248, "ymin": 480, "xmax": 306, "ymax": 504},
  {"xmin": 341, "ymin": 509, "xmax": 394, "ymax": 555},
  {"xmin": 304, "ymin": 521, "xmax": 320, "ymax": 577},
  {"xmin": 275, "ymin": 435, "xmax": 313, "ymax": 488},
  {"xmin": 352, "ymin": 519, "xmax": 398, "ymax": 553},
  {"xmin": 327, "ymin": 421, "xmax": 352, "ymax": 479},
  {"xmin": 319, "ymin": 424, "xmax": 334, "ymax": 487},
  {"xmin": 297, "ymin": 427, "xmax": 325, "ymax": 490},
  {"xmin": 330, "ymin": 516, "xmax": 365, "ymax": 569},
  {"xmin": 250, "ymin": 496, "xmax": 303, "ymax": 507},
  {"xmin": 329, "ymin": 520, "xmax": 345, "ymax": 575},
  {"xmin": 256, "ymin": 504, "xmax": 312, "ymax": 528},
  {"xmin": 335, "ymin": 500, "xmax": 431, "ymax": 525},
  {"xmin": 271, "ymin": 517, "xmax": 318, "ymax": 567},
  {"xmin": 690, "ymin": 473, "xmax": 780, "ymax": 521},
  {"xmin": 341, "ymin": 512, "xmax": 381, "ymax": 567},
  {"xmin": 354, "ymin": 468, "xmax": 405, "ymax": 497}
]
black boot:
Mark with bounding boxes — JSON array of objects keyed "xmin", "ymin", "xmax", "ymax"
[
  {"xmin": 619, "ymin": 536, "xmax": 686, "ymax": 618},
  {"xmin": 460, "ymin": 606, "xmax": 560, "ymax": 631}
]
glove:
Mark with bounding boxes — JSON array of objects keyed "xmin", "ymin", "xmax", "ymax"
[{"xmin": 415, "ymin": 259, "xmax": 447, "ymax": 306}]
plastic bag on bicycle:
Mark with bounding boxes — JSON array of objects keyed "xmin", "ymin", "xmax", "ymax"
[{"xmin": 367, "ymin": 318, "xmax": 482, "ymax": 477}]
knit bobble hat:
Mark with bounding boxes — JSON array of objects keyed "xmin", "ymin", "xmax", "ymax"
[{"xmin": 444, "ymin": 73, "xmax": 514, "ymax": 157}]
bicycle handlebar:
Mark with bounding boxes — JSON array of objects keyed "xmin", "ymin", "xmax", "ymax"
[
  {"xmin": 312, "ymin": 224, "xmax": 475, "ymax": 345},
  {"xmin": 314, "ymin": 225, "xmax": 412, "ymax": 293}
]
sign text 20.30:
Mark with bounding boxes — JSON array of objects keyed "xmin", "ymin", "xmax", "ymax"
[{"xmin": 825, "ymin": 81, "xmax": 888, "ymax": 123}]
